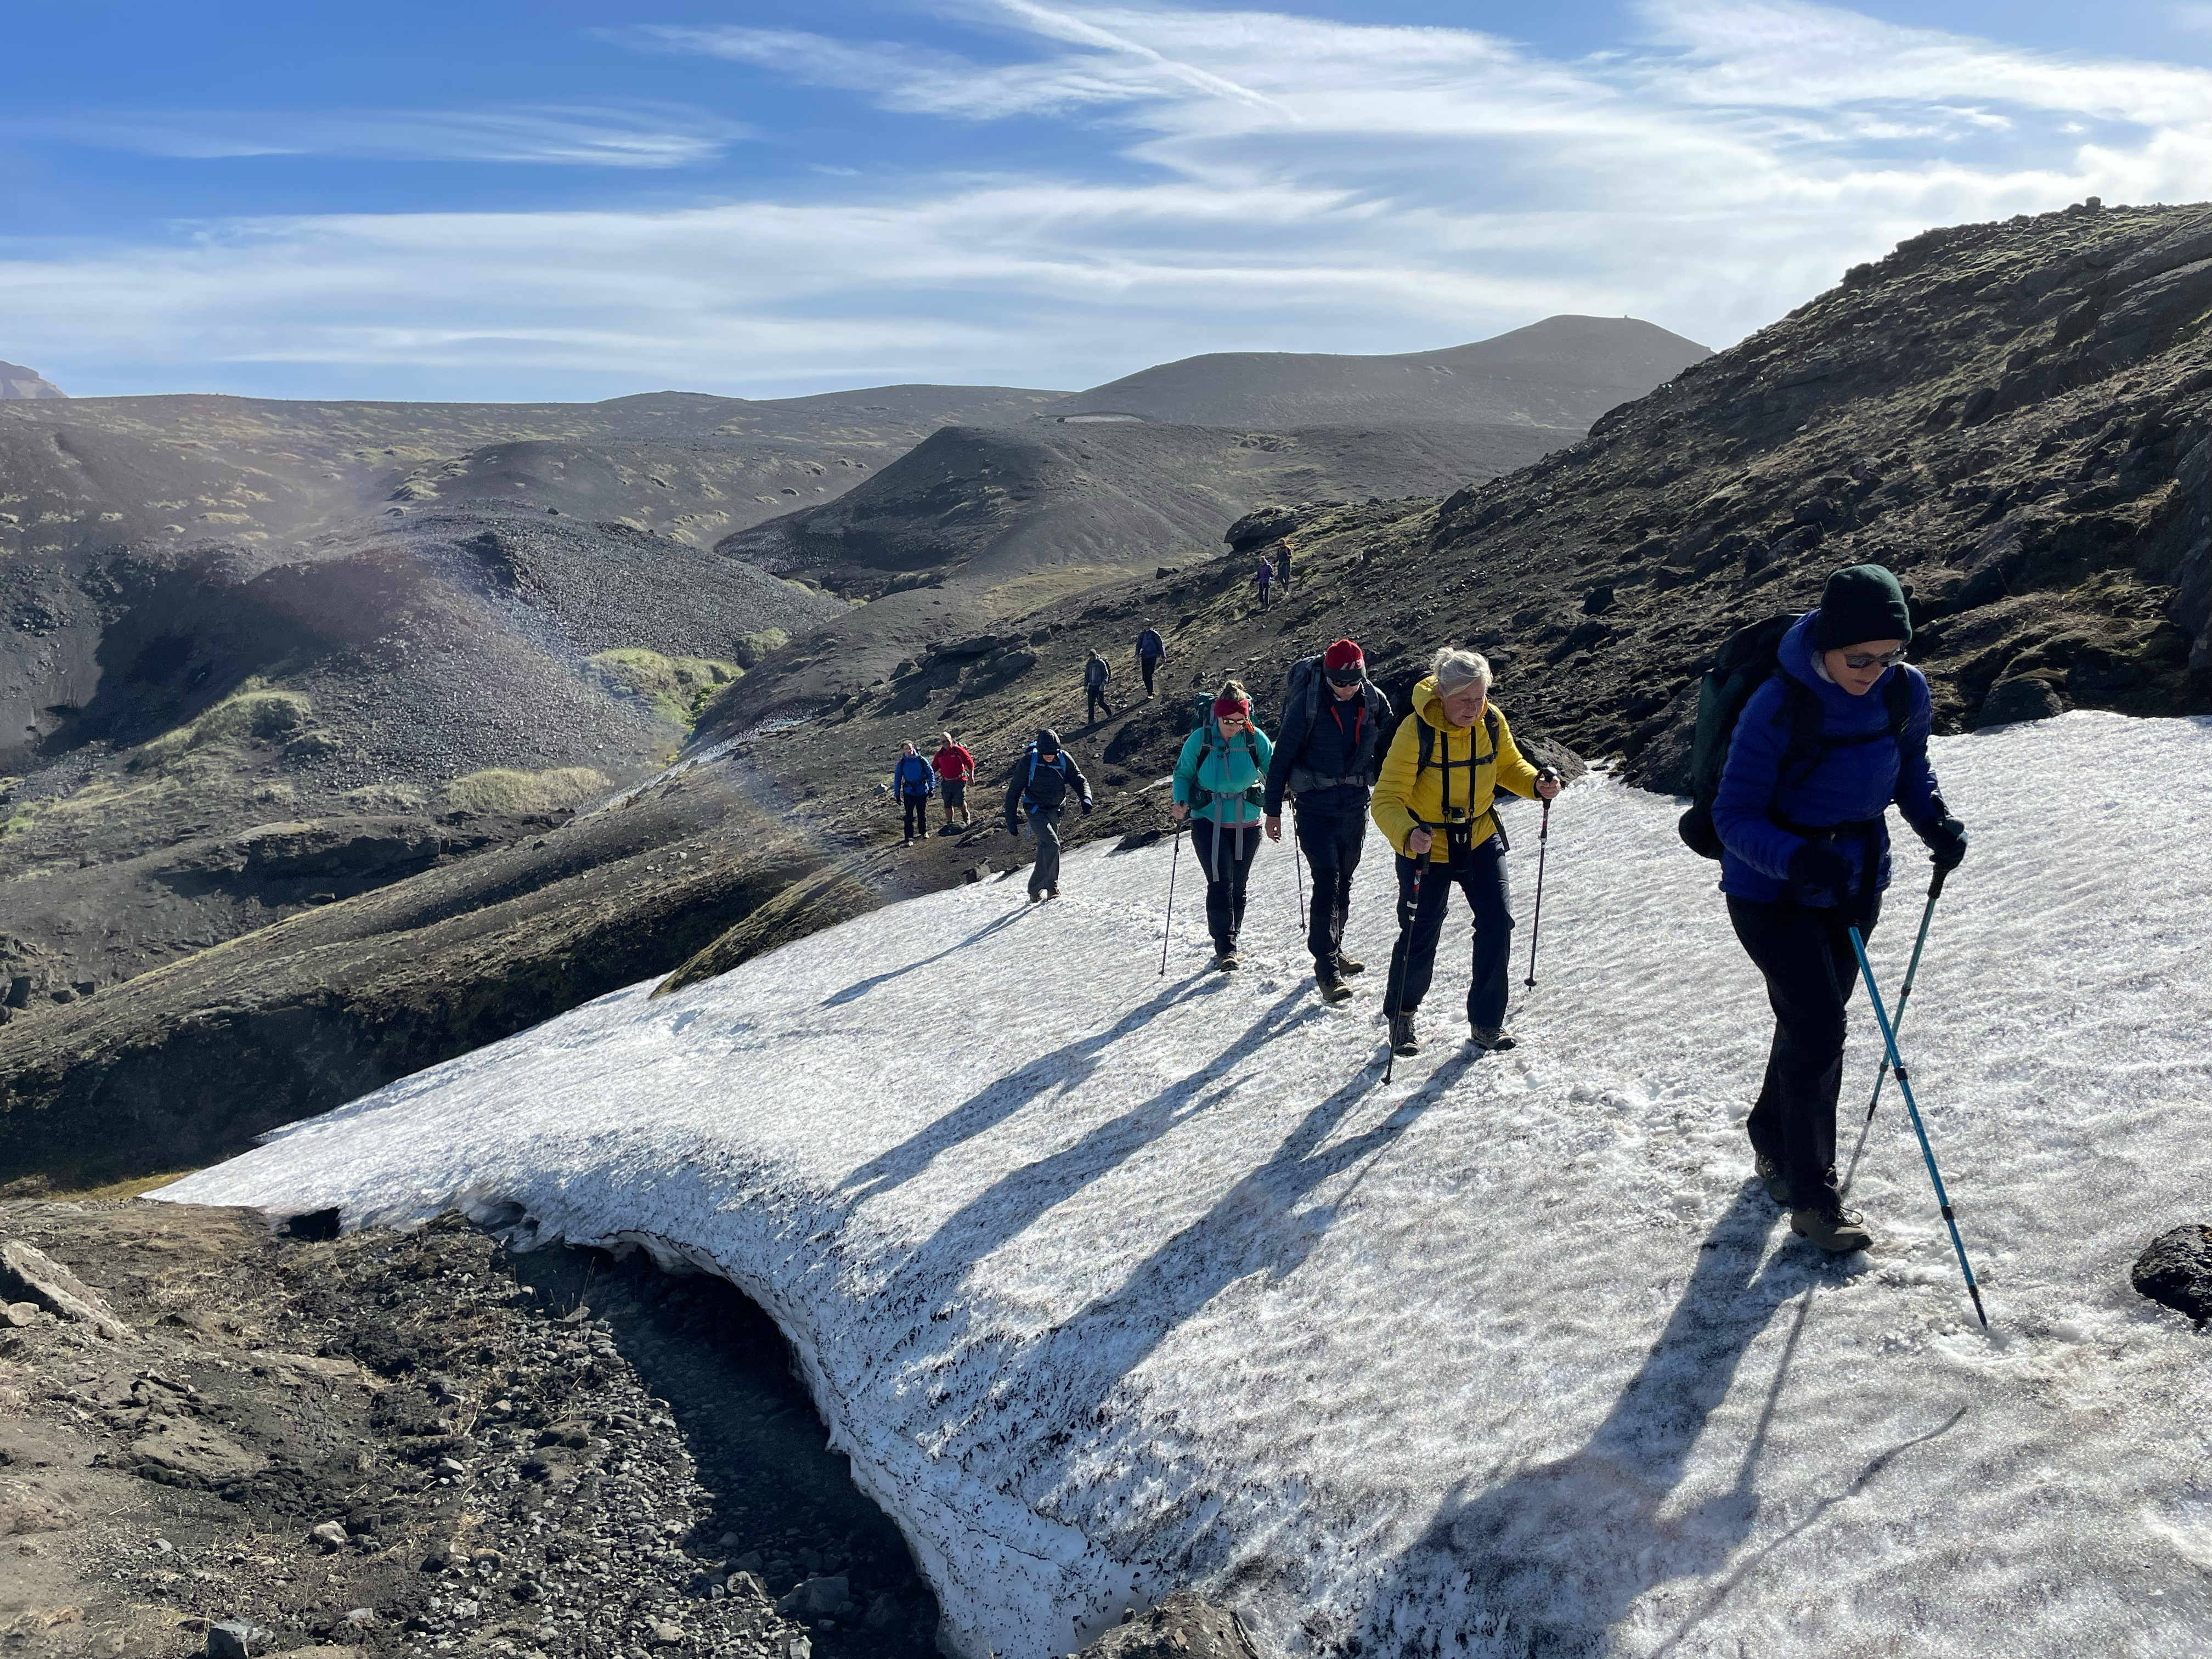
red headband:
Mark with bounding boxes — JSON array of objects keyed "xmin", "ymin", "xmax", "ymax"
[{"xmin": 1213, "ymin": 695, "xmax": 1250, "ymax": 718}]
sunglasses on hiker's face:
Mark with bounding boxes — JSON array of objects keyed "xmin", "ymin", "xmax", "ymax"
[
  {"xmin": 1217, "ymin": 713, "xmax": 1250, "ymax": 727},
  {"xmin": 1325, "ymin": 669, "xmax": 1363, "ymax": 687},
  {"xmin": 1840, "ymin": 647, "xmax": 1908, "ymax": 669}
]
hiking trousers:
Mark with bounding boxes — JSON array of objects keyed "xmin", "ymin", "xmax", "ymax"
[
  {"xmin": 1294, "ymin": 803, "xmax": 1365, "ymax": 965},
  {"xmin": 1191, "ymin": 818, "xmax": 1260, "ymax": 953},
  {"xmin": 1087, "ymin": 687, "xmax": 1110, "ymax": 724},
  {"xmin": 1026, "ymin": 806, "xmax": 1064, "ymax": 895},
  {"xmin": 1727, "ymin": 895, "xmax": 1884, "ymax": 1208},
  {"xmin": 1383, "ymin": 834, "xmax": 1512, "ymax": 1030},
  {"xmin": 1139, "ymin": 655, "xmax": 1160, "ymax": 695},
  {"xmin": 902, "ymin": 793, "xmax": 930, "ymax": 839}
]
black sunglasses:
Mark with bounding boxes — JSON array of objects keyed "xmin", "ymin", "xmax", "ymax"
[{"xmin": 1325, "ymin": 668, "xmax": 1364, "ymax": 687}]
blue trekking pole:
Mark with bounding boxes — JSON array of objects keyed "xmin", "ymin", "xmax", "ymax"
[
  {"xmin": 1848, "ymin": 926, "xmax": 1988, "ymax": 1328},
  {"xmin": 1863, "ymin": 869, "xmax": 1946, "ymax": 1121}
]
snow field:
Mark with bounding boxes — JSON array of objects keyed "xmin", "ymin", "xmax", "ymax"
[{"xmin": 162, "ymin": 712, "xmax": 2212, "ymax": 1658}]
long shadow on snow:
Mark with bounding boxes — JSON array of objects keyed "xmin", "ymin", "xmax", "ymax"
[
  {"xmin": 1347, "ymin": 1185, "xmax": 1866, "ymax": 1658},
  {"xmin": 921, "ymin": 1049, "xmax": 1476, "ymax": 1619},
  {"xmin": 837, "ymin": 970, "xmax": 1229, "ymax": 1201},
  {"xmin": 905, "ymin": 982, "xmax": 1328, "ymax": 1274},
  {"xmin": 819, "ymin": 904, "xmax": 1036, "ymax": 1009}
]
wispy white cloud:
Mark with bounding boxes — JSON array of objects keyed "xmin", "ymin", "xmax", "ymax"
[
  {"xmin": 10, "ymin": 0, "xmax": 2212, "ymax": 398},
  {"xmin": 9, "ymin": 105, "xmax": 749, "ymax": 167}
]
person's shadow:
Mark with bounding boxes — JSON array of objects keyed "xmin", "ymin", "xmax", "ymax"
[
  {"xmin": 1347, "ymin": 1187, "xmax": 1965, "ymax": 1654},
  {"xmin": 819, "ymin": 905, "xmax": 1034, "ymax": 1008}
]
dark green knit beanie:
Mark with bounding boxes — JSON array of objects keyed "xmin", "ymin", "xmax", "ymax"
[{"xmin": 1812, "ymin": 563, "xmax": 1912, "ymax": 650}]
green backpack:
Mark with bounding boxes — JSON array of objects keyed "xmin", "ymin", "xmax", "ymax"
[{"xmin": 1186, "ymin": 693, "xmax": 1263, "ymax": 810}]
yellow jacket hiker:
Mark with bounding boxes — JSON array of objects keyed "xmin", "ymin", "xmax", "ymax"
[
  {"xmin": 1371, "ymin": 674, "xmax": 1543, "ymax": 860},
  {"xmin": 1373, "ymin": 650, "xmax": 1559, "ymax": 1061}
]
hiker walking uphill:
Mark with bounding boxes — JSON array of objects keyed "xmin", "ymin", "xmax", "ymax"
[
  {"xmin": 1170, "ymin": 681, "xmax": 1274, "ymax": 971},
  {"xmin": 1135, "ymin": 625, "xmax": 1165, "ymax": 698},
  {"xmin": 1003, "ymin": 728, "xmax": 1091, "ymax": 902},
  {"xmin": 1703, "ymin": 563, "xmax": 1967, "ymax": 1255},
  {"xmin": 932, "ymin": 731, "xmax": 975, "ymax": 833},
  {"xmin": 1264, "ymin": 638, "xmax": 1391, "ymax": 1002},
  {"xmin": 1273, "ymin": 545, "xmax": 1294, "ymax": 594},
  {"xmin": 1372, "ymin": 649, "xmax": 1560, "ymax": 1056},
  {"xmin": 1252, "ymin": 556, "xmax": 1274, "ymax": 608},
  {"xmin": 893, "ymin": 741, "xmax": 935, "ymax": 846},
  {"xmin": 1084, "ymin": 650, "xmax": 1114, "ymax": 725}
]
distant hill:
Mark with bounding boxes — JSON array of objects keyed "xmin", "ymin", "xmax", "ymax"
[
  {"xmin": 1041, "ymin": 316, "xmax": 1709, "ymax": 428},
  {"xmin": 0, "ymin": 360, "xmax": 64, "ymax": 399}
]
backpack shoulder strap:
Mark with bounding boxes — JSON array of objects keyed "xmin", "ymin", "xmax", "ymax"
[{"xmin": 1882, "ymin": 666, "xmax": 1916, "ymax": 737}]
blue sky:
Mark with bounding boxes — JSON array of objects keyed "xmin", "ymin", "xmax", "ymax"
[{"xmin": 7, "ymin": 0, "xmax": 2212, "ymax": 400}]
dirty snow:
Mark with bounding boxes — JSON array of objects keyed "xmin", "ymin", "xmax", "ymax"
[{"xmin": 162, "ymin": 711, "xmax": 2212, "ymax": 1658}]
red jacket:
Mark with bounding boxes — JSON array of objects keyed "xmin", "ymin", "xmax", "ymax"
[{"xmin": 932, "ymin": 743, "xmax": 975, "ymax": 783}]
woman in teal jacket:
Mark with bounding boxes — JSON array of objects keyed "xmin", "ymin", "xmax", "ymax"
[{"xmin": 1169, "ymin": 679, "xmax": 1274, "ymax": 970}]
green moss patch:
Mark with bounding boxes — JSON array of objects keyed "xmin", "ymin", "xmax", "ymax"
[
  {"xmin": 588, "ymin": 648, "xmax": 743, "ymax": 727},
  {"xmin": 443, "ymin": 767, "xmax": 610, "ymax": 816}
]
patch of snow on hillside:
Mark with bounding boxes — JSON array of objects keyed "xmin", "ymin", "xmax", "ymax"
[{"xmin": 161, "ymin": 712, "xmax": 2212, "ymax": 1659}]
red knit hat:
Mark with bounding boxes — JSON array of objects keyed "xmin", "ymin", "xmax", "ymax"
[
  {"xmin": 1322, "ymin": 639, "xmax": 1364, "ymax": 673},
  {"xmin": 1212, "ymin": 692, "xmax": 1250, "ymax": 718}
]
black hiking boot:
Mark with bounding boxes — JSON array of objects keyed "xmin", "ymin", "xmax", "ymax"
[
  {"xmin": 1335, "ymin": 952, "xmax": 1367, "ymax": 976},
  {"xmin": 1387, "ymin": 1013, "xmax": 1419, "ymax": 1055},
  {"xmin": 1214, "ymin": 949, "xmax": 1241, "ymax": 972},
  {"xmin": 1754, "ymin": 1152, "xmax": 1789, "ymax": 1205},
  {"xmin": 1790, "ymin": 1197, "xmax": 1874, "ymax": 1254},
  {"xmin": 1315, "ymin": 960, "xmax": 1352, "ymax": 1004},
  {"xmin": 1469, "ymin": 1025, "xmax": 1516, "ymax": 1052}
]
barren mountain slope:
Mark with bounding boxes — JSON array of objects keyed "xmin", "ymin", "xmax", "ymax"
[{"xmin": 1041, "ymin": 315, "xmax": 1709, "ymax": 426}]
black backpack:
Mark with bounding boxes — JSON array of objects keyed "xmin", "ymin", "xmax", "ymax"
[
  {"xmin": 1677, "ymin": 613, "xmax": 1914, "ymax": 860},
  {"xmin": 1411, "ymin": 704, "xmax": 1504, "ymax": 839}
]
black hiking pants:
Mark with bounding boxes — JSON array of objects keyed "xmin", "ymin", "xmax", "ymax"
[
  {"xmin": 1139, "ymin": 655, "xmax": 1159, "ymax": 695},
  {"xmin": 1294, "ymin": 804, "xmax": 1365, "ymax": 966},
  {"xmin": 1728, "ymin": 894, "xmax": 1883, "ymax": 1209},
  {"xmin": 1383, "ymin": 833, "xmax": 1512, "ymax": 1030},
  {"xmin": 902, "ymin": 793, "xmax": 930, "ymax": 839},
  {"xmin": 1087, "ymin": 687, "xmax": 1111, "ymax": 724},
  {"xmin": 1191, "ymin": 818, "xmax": 1260, "ymax": 954}
]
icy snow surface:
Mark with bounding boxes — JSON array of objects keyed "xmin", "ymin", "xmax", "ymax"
[{"xmin": 163, "ymin": 712, "xmax": 2212, "ymax": 1658}]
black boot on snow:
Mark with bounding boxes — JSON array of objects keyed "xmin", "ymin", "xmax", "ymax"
[
  {"xmin": 1790, "ymin": 1197, "xmax": 1873, "ymax": 1254},
  {"xmin": 1469, "ymin": 1025, "xmax": 1516, "ymax": 1052},
  {"xmin": 1754, "ymin": 1152, "xmax": 1789, "ymax": 1205},
  {"xmin": 1335, "ymin": 952, "xmax": 1367, "ymax": 976},
  {"xmin": 1214, "ymin": 948, "xmax": 1241, "ymax": 972},
  {"xmin": 1388, "ymin": 1013, "xmax": 1419, "ymax": 1056},
  {"xmin": 1316, "ymin": 960, "xmax": 1352, "ymax": 1004}
]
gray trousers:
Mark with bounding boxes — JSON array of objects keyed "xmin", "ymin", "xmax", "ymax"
[{"xmin": 1027, "ymin": 806, "xmax": 1063, "ymax": 895}]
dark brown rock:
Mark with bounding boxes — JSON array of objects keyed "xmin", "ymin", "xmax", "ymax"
[
  {"xmin": 2132, "ymin": 1224, "xmax": 2212, "ymax": 1323},
  {"xmin": 1076, "ymin": 1592, "xmax": 1264, "ymax": 1659}
]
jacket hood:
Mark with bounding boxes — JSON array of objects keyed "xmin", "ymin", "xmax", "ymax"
[
  {"xmin": 1413, "ymin": 674, "xmax": 1479, "ymax": 731},
  {"xmin": 1780, "ymin": 610, "xmax": 1900, "ymax": 711}
]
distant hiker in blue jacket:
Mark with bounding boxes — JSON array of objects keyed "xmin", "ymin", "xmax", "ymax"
[
  {"xmin": 893, "ymin": 740, "xmax": 935, "ymax": 846},
  {"xmin": 1003, "ymin": 728, "xmax": 1090, "ymax": 902},
  {"xmin": 1135, "ymin": 625, "xmax": 1165, "ymax": 698},
  {"xmin": 1715, "ymin": 563, "xmax": 1968, "ymax": 1256},
  {"xmin": 1170, "ymin": 680, "xmax": 1273, "ymax": 971}
]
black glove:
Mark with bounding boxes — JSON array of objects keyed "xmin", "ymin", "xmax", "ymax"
[
  {"xmin": 1080, "ymin": 798, "xmax": 1093, "ymax": 815},
  {"xmin": 1786, "ymin": 840, "xmax": 1852, "ymax": 894},
  {"xmin": 1920, "ymin": 815, "xmax": 1967, "ymax": 873}
]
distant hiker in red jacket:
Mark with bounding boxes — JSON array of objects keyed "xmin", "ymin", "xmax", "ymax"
[{"xmin": 932, "ymin": 731, "xmax": 975, "ymax": 832}]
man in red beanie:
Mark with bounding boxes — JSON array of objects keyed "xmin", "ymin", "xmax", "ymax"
[{"xmin": 1263, "ymin": 639, "xmax": 1393, "ymax": 1001}]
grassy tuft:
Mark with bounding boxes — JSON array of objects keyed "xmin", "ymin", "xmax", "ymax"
[
  {"xmin": 588, "ymin": 648, "xmax": 743, "ymax": 727},
  {"xmin": 443, "ymin": 766, "xmax": 609, "ymax": 816},
  {"xmin": 133, "ymin": 679, "xmax": 312, "ymax": 771}
]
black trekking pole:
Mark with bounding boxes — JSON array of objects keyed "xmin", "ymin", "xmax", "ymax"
[
  {"xmin": 1159, "ymin": 821, "xmax": 1184, "ymax": 977},
  {"xmin": 1383, "ymin": 823, "xmax": 1428, "ymax": 1085},
  {"xmin": 1848, "ymin": 927, "xmax": 1988, "ymax": 1328},
  {"xmin": 1522, "ymin": 792, "xmax": 1553, "ymax": 989},
  {"xmin": 1863, "ymin": 869, "xmax": 1948, "ymax": 1121},
  {"xmin": 1294, "ymin": 838, "xmax": 1307, "ymax": 934}
]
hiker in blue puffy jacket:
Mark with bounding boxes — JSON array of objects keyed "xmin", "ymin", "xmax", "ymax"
[
  {"xmin": 893, "ymin": 740, "xmax": 935, "ymax": 845},
  {"xmin": 1714, "ymin": 563, "xmax": 1968, "ymax": 1256},
  {"xmin": 1170, "ymin": 680, "xmax": 1274, "ymax": 971}
]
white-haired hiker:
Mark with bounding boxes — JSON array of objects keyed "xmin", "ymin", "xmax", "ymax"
[{"xmin": 1371, "ymin": 648, "xmax": 1559, "ymax": 1056}]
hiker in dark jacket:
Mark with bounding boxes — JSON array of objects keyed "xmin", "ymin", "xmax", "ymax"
[
  {"xmin": 1135, "ymin": 625, "xmax": 1165, "ymax": 698},
  {"xmin": 1003, "ymin": 727, "xmax": 1090, "ymax": 902},
  {"xmin": 1252, "ymin": 556, "xmax": 1273, "ymax": 607},
  {"xmin": 1264, "ymin": 638, "xmax": 1391, "ymax": 1001},
  {"xmin": 1084, "ymin": 650, "xmax": 1113, "ymax": 725},
  {"xmin": 1273, "ymin": 545, "xmax": 1293, "ymax": 593},
  {"xmin": 1714, "ymin": 563, "xmax": 1967, "ymax": 1256},
  {"xmin": 893, "ymin": 741, "xmax": 935, "ymax": 845}
]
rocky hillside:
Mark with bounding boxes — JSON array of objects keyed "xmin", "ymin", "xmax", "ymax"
[
  {"xmin": 1040, "ymin": 315, "xmax": 1709, "ymax": 426},
  {"xmin": 0, "ymin": 360, "xmax": 64, "ymax": 399}
]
